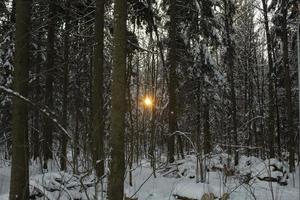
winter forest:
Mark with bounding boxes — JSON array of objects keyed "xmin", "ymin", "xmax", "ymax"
[{"xmin": 0, "ymin": 0, "xmax": 300, "ymax": 199}]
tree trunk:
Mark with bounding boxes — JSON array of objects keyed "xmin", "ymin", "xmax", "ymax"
[
  {"xmin": 203, "ymin": 99, "xmax": 211, "ymax": 155},
  {"xmin": 73, "ymin": 76, "xmax": 81, "ymax": 174},
  {"xmin": 32, "ymin": 30, "xmax": 42, "ymax": 160},
  {"xmin": 223, "ymin": 0, "xmax": 238, "ymax": 165},
  {"xmin": 9, "ymin": 0, "xmax": 31, "ymax": 199},
  {"xmin": 167, "ymin": 0, "xmax": 178, "ymax": 164},
  {"xmin": 92, "ymin": 0, "xmax": 105, "ymax": 180},
  {"xmin": 135, "ymin": 54, "xmax": 140, "ymax": 163},
  {"xmin": 60, "ymin": 0, "xmax": 70, "ymax": 171},
  {"xmin": 107, "ymin": 0, "xmax": 127, "ymax": 198},
  {"xmin": 262, "ymin": 0, "xmax": 275, "ymax": 158},
  {"xmin": 281, "ymin": 1, "xmax": 295, "ymax": 172},
  {"xmin": 43, "ymin": 0, "xmax": 57, "ymax": 169}
]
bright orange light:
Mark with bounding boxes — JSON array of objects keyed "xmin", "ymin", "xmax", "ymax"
[{"xmin": 143, "ymin": 96, "xmax": 153, "ymax": 107}]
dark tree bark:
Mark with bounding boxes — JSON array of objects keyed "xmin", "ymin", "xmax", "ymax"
[
  {"xmin": 262, "ymin": 0, "xmax": 275, "ymax": 158},
  {"xmin": 223, "ymin": 0, "xmax": 238, "ymax": 165},
  {"xmin": 9, "ymin": 0, "xmax": 31, "ymax": 199},
  {"xmin": 10, "ymin": 0, "xmax": 16, "ymax": 23},
  {"xmin": 91, "ymin": 0, "xmax": 105, "ymax": 179},
  {"xmin": 43, "ymin": 0, "xmax": 57, "ymax": 168},
  {"xmin": 167, "ymin": 0, "xmax": 178, "ymax": 164},
  {"xmin": 280, "ymin": 0, "xmax": 295, "ymax": 172},
  {"xmin": 135, "ymin": 54, "xmax": 140, "ymax": 163},
  {"xmin": 203, "ymin": 99, "xmax": 211, "ymax": 154},
  {"xmin": 73, "ymin": 77, "xmax": 81, "ymax": 174},
  {"xmin": 107, "ymin": 0, "xmax": 127, "ymax": 198},
  {"xmin": 32, "ymin": 30, "xmax": 43, "ymax": 160},
  {"xmin": 60, "ymin": 0, "xmax": 70, "ymax": 171}
]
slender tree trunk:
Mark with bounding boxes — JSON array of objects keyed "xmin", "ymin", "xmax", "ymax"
[
  {"xmin": 73, "ymin": 83, "xmax": 80, "ymax": 174},
  {"xmin": 43, "ymin": 0, "xmax": 57, "ymax": 169},
  {"xmin": 167, "ymin": 0, "xmax": 178, "ymax": 164},
  {"xmin": 281, "ymin": 1, "xmax": 295, "ymax": 172},
  {"xmin": 223, "ymin": 0, "xmax": 238, "ymax": 165},
  {"xmin": 148, "ymin": 34, "xmax": 157, "ymax": 176},
  {"xmin": 203, "ymin": 98, "xmax": 211, "ymax": 154},
  {"xmin": 261, "ymin": 59, "xmax": 266, "ymax": 159},
  {"xmin": 92, "ymin": 0, "xmax": 105, "ymax": 180},
  {"xmin": 262, "ymin": 0, "xmax": 275, "ymax": 158},
  {"xmin": 107, "ymin": 0, "xmax": 127, "ymax": 198},
  {"xmin": 32, "ymin": 30, "xmax": 42, "ymax": 160},
  {"xmin": 60, "ymin": 0, "xmax": 70, "ymax": 171},
  {"xmin": 135, "ymin": 54, "xmax": 140, "ymax": 163},
  {"xmin": 127, "ymin": 54, "xmax": 135, "ymax": 185},
  {"xmin": 9, "ymin": 0, "xmax": 31, "ymax": 199},
  {"xmin": 196, "ymin": 79, "xmax": 204, "ymax": 183},
  {"xmin": 275, "ymin": 82, "xmax": 281, "ymax": 153}
]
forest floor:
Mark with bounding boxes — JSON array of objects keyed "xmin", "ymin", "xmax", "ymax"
[{"xmin": 0, "ymin": 153, "xmax": 299, "ymax": 200}]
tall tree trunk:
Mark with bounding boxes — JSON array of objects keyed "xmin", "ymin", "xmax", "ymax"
[
  {"xmin": 281, "ymin": 1, "xmax": 295, "ymax": 172},
  {"xmin": 32, "ymin": 30, "xmax": 42, "ymax": 160},
  {"xmin": 126, "ymin": 54, "xmax": 136, "ymax": 185},
  {"xmin": 149, "ymin": 43, "xmax": 157, "ymax": 176},
  {"xmin": 9, "ymin": 0, "xmax": 31, "ymax": 199},
  {"xmin": 60, "ymin": 0, "xmax": 70, "ymax": 171},
  {"xmin": 223, "ymin": 0, "xmax": 238, "ymax": 165},
  {"xmin": 73, "ymin": 77, "xmax": 81, "ymax": 174},
  {"xmin": 107, "ymin": 0, "xmax": 127, "ymax": 198},
  {"xmin": 196, "ymin": 79, "xmax": 204, "ymax": 183},
  {"xmin": 135, "ymin": 54, "xmax": 140, "ymax": 163},
  {"xmin": 167, "ymin": 0, "xmax": 178, "ymax": 164},
  {"xmin": 275, "ymin": 84, "xmax": 281, "ymax": 154},
  {"xmin": 43, "ymin": 0, "xmax": 57, "ymax": 169},
  {"xmin": 92, "ymin": 0, "xmax": 105, "ymax": 180},
  {"xmin": 262, "ymin": 0, "xmax": 275, "ymax": 158}
]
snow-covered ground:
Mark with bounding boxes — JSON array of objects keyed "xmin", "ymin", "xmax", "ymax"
[
  {"xmin": 0, "ymin": 167, "xmax": 10, "ymax": 195},
  {"xmin": 125, "ymin": 155, "xmax": 300, "ymax": 200},
  {"xmin": 0, "ymin": 154, "xmax": 299, "ymax": 200}
]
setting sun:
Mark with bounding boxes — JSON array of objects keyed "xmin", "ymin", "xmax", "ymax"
[{"xmin": 143, "ymin": 96, "xmax": 153, "ymax": 107}]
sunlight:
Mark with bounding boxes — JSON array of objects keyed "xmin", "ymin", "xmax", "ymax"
[{"xmin": 143, "ymin": 96, "xmax": 153, "ymax": 107}]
